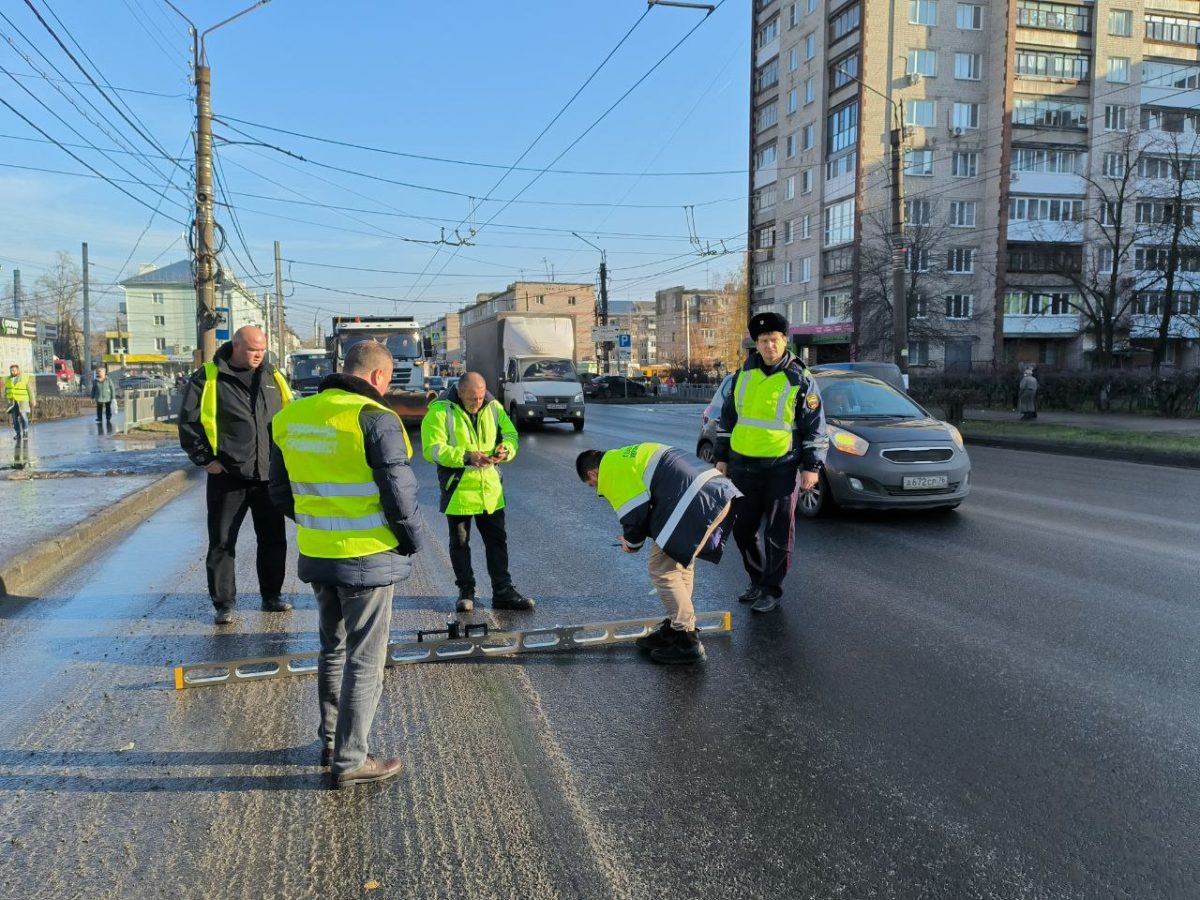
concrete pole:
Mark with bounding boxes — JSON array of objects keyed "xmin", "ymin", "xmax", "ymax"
[
  {"xmin": 13, "ymin": 268, "xmax": 21, "ymax": 318},
  {"xmin": 274, "ymin": 241, "xmax": 285, "ymax": 365},
  {"xmin": 82, "ymin": 242, "xmax": 91, "ymax": 394},
  {"xmin": 195, "ymin": 63, "xmax": 217, "ymax": 362},
  {"xmin": 262, "ymin": 289, "xmax": 272, "ymax": 351}
]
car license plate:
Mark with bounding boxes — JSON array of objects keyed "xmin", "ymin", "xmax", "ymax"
[
  {"xmin": 547, "ymin": 404, "xmax": 566, "ymax": 411},
  {"xmin": 902, "ymin": 475, "xmax": 948, "ymax": 490}
]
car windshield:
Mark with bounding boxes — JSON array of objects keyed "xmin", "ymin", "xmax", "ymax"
[
  {"xmin": 427, "ymin": 377, "xmax": 444, "ymax": 389},
  {"xmin": 817, "ymin": 375, "xmax": 925, "ymax": 418},
  {"xmin": 293, "ymin": 357, "xmax": 333, "ymax": 380},
  {"xmin": 522, "ymin": 359, "xmax": 578, "ymax": 381},
  {"xmin": 337, "ymin": 331, "xmax": 422, "ymax": 360}
]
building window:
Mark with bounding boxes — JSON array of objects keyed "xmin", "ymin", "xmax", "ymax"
[
  {"xmin": 800, "ymin": 257, "xmax": 813, "ymax": 282},
  {"xmin": 905, "ymin": 246, "xmax": 931, "ymax": 272},
  {"xmin": 1096, "ymin": 246, "xmax": 1115, "ymax": 273},
  {"xmin": 905, "ymin": 150, "xmax": 935, "ymax": 175},
  {"xmin": 956, "ymin": 2, "xmax": 983, "ymax": 28},
  {"xmin": 152, "ymin": 292, "xmax": 164, "ymax": 305},
  {"xmin": 823, "ymin": 198, "xmax": 856, "ymax": 247},
  {"xmin": 801, "ymin": 214, "xmax": 812, "ymax": 239},
  {"xmin": 757, "ymin": 225, "xmax": 777, "ymax": 249},
  {"xmin": 952, "ymin": 102, "xmax": 980, "ymax": 130},
  {"xmin": 1007, "ymin": 244, "xmax": 1082, "ymax": 273},
  {"xmin": 909, "ymin": 0, "xmax": 938, "ymax": 26},
  {"xmin": 154, "ymin": 337, "xmax": 167, "ymax": 351},
  {"xmin": 949, "ymin": 201, "xmax": 977, "ymax": 227},
  {"xmin": 1108, "ymin": 9, "xmax": 1132, "ymax": 35},
  {"xmin": 1103, "ymin": 152, "xmax": 1126, "ymax": 178},
  {"xmin": 785, "ymin": 175, "xmax": 796, "ymax": 201},
  {"xmin": 153, "ymin": 315, "xmax": 166, "ymax": 326},
  {"xmin": 755, "ymin": 143, "xmax": 778, "ymax": 169},
  {"xmin": 757, "ymin": 101, "xmax": 780, "ymax": 131},
  {"xmin": 822, "ymin": 292, "xmax": 851, "ymax": 319},
  {"xmin": 801, "ymin": 168, "xmax": 814, "ymax": 192},
  {"xmin": 829, "ymin": 4, "xmax": 861, "ymax": 41},
  {"xmin": 1136, "ymin": 201, "xmax": 1200, "ymax": 226},
  {"xmin": 807, "ymin": 0, "xmax": 817, "ymax": 12},
  {"xmin": 757, "ymin": 16, "xmax": 780, "ymax": 48},
  {"xmin": 1014, "ymin": 50, "xmax": 1090, "ymax": 81},
  {"xmin": 954, "ymin": 52, "xmax": 981, "ymax": 80},
  {"xmin": 1104, "ymin": 104, "xmax": 1127, "ymax": 131},
  {"xmin": 786, "ymin": 132, "xmax": 797, "ymax": 158},
  {"xmin": 1004, "ymin": 290, "xmax": 1076, "ymax": 315},
  {"xmin": 951, "ymin": 151, "xmax": 978, "ymax": 177},
  {"xmin": 1143, "ymin": 61, "xmax": 1200, "ymax": 89},
  {"xmin": 905, "ymin": 198, "xmax": 933, "ymax": 225},
  {"xmin": 826, "ymin": 150, "xmax": 857, "ymax": 181},
  {"xmin": 1107, "ymin": 57, "xmax": 1130, "ymax": 83},
  {"xmin": 753, "ymin": 263, "xmax": 776, "ymax": 288},
  {"xmin": 756, "ymin": 186, "xmax": 777, "ymax": 211},
  {"xmin": 756, "ymin": 59, "xmax": 780, "ymax": 92},
  {"xmin": 1008, "ymin": 196, "xmax": 1085, "ymax": 222},
  {"xmin": 1015, "ymin": 1, "xmax": 1092, "ymax": 33},
  {"xmin": 947, "ymin": 247, "xmax": 976, "ymax": 273},
  {"xmin": 783, "ymin": 220, "xmax": 795, "ymax": 244},
  {"xmin": 827, "ymin": 100, "xmax": 858, "ymax": 153},
  {"xmin": 945, "ymin": 294, "xmax": 973, "ymax": 318},
  {"xmin": 1140, "ymin": 106, "xmax": 1200, "ymax": 134},
  {"xmin": 830, "ymin": 51, "xmax": 859, "ymax": 89},
  {"xmin": 789, "ymin": 46, "xmax": 799, "ymax": 72},
  {"xmin": 1145, "ymin": 14, "xmax": 1200, "ymax": 45},
  {"xmin": 1140, "ymin": 155, "xmax": 1200, "ymax": 180},
  {"xmin": 1011, "ymin": 147, "xmax": 1079, "ymax": 173},
  {"xmin": 804, "ymin": 32, "xmax": 816, "ymax": 59},
  {"xmin": 907, "ymin": 49, "xmax": 938, "ymax": 77},
  {"xmin": 788, "ymin": 88, "xmax": 798, "ymax": 114},
  {"xmin": 823, "ymin": 246, "xmax": 855, "ymax": 275},
  {"xmin": 910, "ymin": 340, "xmax": 930, "ymax": 365},
  {"xmin": 804, "ymin": 77, "xmax": 816, "ymax": 105},
  {"xmin": 789, "ymin": 1, "xmax": 803, "ymax": 27},
  {"xmin": 802, "ymin": 123, "xmax": 815, "ymax": 150},
  {"xmin": 783, "ymin": 260, "xmax": 794, "ymax": 285},
  {"xmin": 1098, "ymin": 201, "xmax": 1116, "ymax": 226},
  {"xmin": 911, "ymin": 294, "xmax": 928, "ymax": 318},
  {"xmin": 1013, "ymin": 98, "xmax": 1087, "ymax": 129},
  {"xmin": 906, "ymin": 100, "xmax": 936, "ymax": 127}
]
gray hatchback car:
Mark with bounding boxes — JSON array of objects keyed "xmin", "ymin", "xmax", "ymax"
[{"xmin": 696, "ymin": 370, "xmax": 970, "ymax": 517}]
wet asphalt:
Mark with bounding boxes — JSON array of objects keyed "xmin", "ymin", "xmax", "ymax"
[{"xmin": 0, "ymin": 403, "xmax": 1197, "ymax": 899}]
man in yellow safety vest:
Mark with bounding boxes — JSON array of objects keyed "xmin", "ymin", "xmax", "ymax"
[{"xmin": 5, "ymin": 364, "xmax": 34, "ymax": 441}]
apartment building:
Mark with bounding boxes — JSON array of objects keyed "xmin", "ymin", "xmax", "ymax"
[
  {"xmin": 655, "ymin": 285, "xmax": 740, "ymax": 369},
  {"xmin": 749, "ymin": 0, "xmax": 1200, "ymax": 372},
  {"xmin": 607, "ymin": 299, "xmax": 658, "ymax": 371},
  {"xmin": 420, "ymin": 313, "xmax": 462, "ymax": 372}
]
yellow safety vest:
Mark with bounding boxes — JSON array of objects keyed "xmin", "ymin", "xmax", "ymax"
[
  {"xmin": 271, "ymin": 389, "xmax": 412, "ymax": 559},
  {"xmin": 5, "ymin": 374, "xmax": 31, "ymax": 403},
  {"xmin": 730, "ymin": 368, "xmax": 801, "ymax": 458},
  {"xmin": 420, "ymin": 398, "xmax": 518, "ymax": 515},
  {"xmin": 200, "ymin": 361, "xmax": 293, "ymax": 454},
  {"xmin": 597, "ymin": 442, "xmax": 669, "ymax": 520}
]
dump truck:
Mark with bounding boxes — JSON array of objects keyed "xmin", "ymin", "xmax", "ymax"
[{"xmin": 328, "ymin": 315, "xmax": 433, "ymax": 424}]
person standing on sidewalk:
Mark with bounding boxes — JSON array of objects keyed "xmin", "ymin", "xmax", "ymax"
[
  {"xmin": 419, "ymin": 371, "xmax": 534, "ymax": 613},
  {"xmin": 269, "ymin": 340, "xmax": 423, "ymax": 789},
  {"xmin": 575, "ymin": 444, "xmax": 740, "ymax": 664},
  {"xmin": 713, "ymin": 312, "xmax": 828, "ymax": 614},
  {"xmin": 1019, "ymin": 367, "xmax": 1039, "ymax": 420},
  {"xmin": 91, "ymin": 366, "xmax": 117, "ymax": 427},
  {"xmin": 4, "ymin": 364, "xmax": 34, "ymax": 441},
  {"xmin": 178, "ymin": 326, "xmax": 294, "ymax": 625}
]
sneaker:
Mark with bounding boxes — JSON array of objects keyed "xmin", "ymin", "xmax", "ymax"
[
  {"xmin": 649, "ymin": 629, "xmax": 706, "ymax": 665},
  {"xmin": 635, "ymin": 618, "xmax": 674, "ymax": 652},
  {"xmin": 738, "ymin": 584, "xmax": 763, "ymax": 604},
  {"xmin": 492, "ymin": 590, "xmax": 535, "ymax": 611},
  {"xmin": 261, "ymin": 596, "xmax": 293, "ymax": 612},
  {"xmin": 333, "ymin": 755, "xmax": 402, "ymax": 790},
  {"xmin": 456, "ymin": 588, "xmax": 476, "ymax": 613},
  {"xmin": 213, "ymin": 606, "xmax": 235, "ymax": 625},
  {"xmin": 750, "ymin": 592, "xmax": 780, "ymax": 613}
]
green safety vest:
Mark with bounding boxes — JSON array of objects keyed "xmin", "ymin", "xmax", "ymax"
[
  {"xmin": 5, "ymin": 374, "xmax": 31, "ymax": 403},
  {"xmin": 730, "ymin": 368, "xmax": 801, "ymax": 458},
  {"xmin": 271, "ymin": 389, "xmax": 412, "ymax": 559},
  {"xmin": 420, "ymin": 397, "xmax": 518, "ymax": 516},
  {"xmin": 597, "ymin": 442, "xmax": 669, "ymax": 520},
  {"xmin": 200, "ymin": 361, "xmax": 293, "ymax": 455}
]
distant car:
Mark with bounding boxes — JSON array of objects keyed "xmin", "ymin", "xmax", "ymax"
[
  {"xmin": 425, "ymin": 375, "xmax": 445, "ymax": 392},
  {"xmin": 445, "ymin": 376, "xmax": 460, "ymax": 393},
  {"xmin": 584, "ymin": 376, "xmax": 647, "ymax": 399},
  {"xmin": 810, "ymin": 361, "xmax": 906, "ymax": 393},
  {"xmin": 696, "ymin": 370, "xmax": 969, "ymax": 516}
]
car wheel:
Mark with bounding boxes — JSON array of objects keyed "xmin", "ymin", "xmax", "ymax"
[
  {"xmin": 696, "ymin": 440, "xmax": 714, "ymax": 463},
  {"xmin": 573, "ymin": 420, "xmax": 584, "ymax": 432},
  {"xmin": 510, "ymin": 403, "xmax": 525, "ymax": 433},
  {"xmin": 797, "ymin": 471, "xmax": 834, "ymax": 519},
  {"xmin": 600, "ymin": 387, "xmax": 611, "ymax": 399}
]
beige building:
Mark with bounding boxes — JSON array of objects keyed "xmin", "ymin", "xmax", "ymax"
[
  {"xmin": 459, "ymin": 281, "xmax": 597, "ymax": 367},
  {"xmin": 750, "ymin": 0, "xmax": 1200, "ymax": 372},
  {"xmin": 655, "ymin": 286, "xmax": 739, "ymax": 370},
  {"xmin": 421, "ymin": 314, "xmax": 462, "ymax": 372}
]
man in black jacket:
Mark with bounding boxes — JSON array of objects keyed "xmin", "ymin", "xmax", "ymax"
[
  {"xmin": 269, "ymin": 340, "xmax": 423, "ymax": 789},
  {"xmin": 178, "ymin": 326, "xmax": 293, "ymax": 625}
]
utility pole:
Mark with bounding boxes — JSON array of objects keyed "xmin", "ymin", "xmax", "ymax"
[
  {"xmin": 82, "ymin": 242, "xmax": 91, "ymax": 393},
  {"xmin": 573, "ymin": 232, "xmax": 610, "ymax": 374},
  {"xmin": 890, "ymin": 109, "xmax": 909, "ymax": 385},
  {"xmin": 13, "ymin": 268, "xmax": 21, "ymax": 318},
  {"xmin": 274, "ymin": 240, "xmax": 285, "ymax": 365},
  {"xmin": 262, "ymin": 289, "xmax": 271, "ymax": 351}
]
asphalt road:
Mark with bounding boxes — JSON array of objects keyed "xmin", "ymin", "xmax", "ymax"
[{"xmin": 1, "ymin": 403, "xmax": 1197, "ymax": 899}]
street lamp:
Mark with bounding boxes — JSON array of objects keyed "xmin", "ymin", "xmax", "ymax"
[{"xmin": 573, "ymin": 232, "xmax": 611, "ymax": 375}]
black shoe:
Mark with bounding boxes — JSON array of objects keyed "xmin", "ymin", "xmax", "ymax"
[
  {"xmin": 635, "ymin": 618, "xmax": 674, "ymax": 652},
  {"xmin": 492, "ymin": 590, "xmax": 535, "ymax": 611},
  {"xmin": 261, "ymin": 596, "xmax": 293, "ymax": 612},
  {"xmin": 750, "ymin": 592, "xmax": 780, "ymax": 613},
  {"xmin": 213, "ymin": 606, "xmax": 234, "ymax": 625},
  {"xmin": 321, "ymin": 747, "xmax": 334, "ymax": 768},
  {"xmin": 649, "ymin": 629, "xmax": 706, "ymax": 665},
  {"xmin": 456, "ymin": 588, "xmax": 476, "ymax": 613},
  {"xmin": 738, "ymin": 584, "xmax": 763, "ymax": 603}
]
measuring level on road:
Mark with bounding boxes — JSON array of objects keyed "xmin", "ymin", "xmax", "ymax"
[{"xmin": 172, "ymin": 611, "xmax": 733, "ymax": 690}]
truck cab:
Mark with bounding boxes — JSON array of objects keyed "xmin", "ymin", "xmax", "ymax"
[{"xmin": 502, "ymin": 355, "xmax": 585, "ymax": 432}]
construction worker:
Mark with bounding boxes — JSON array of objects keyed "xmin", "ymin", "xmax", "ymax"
[
  {"xmin": 420, "ymin": 371, "xmax": 534, "ymax": 613},
  {"xmin": 178, "ymin": 326, "xmax": 294, "ymax": 625},
  {"xmin": 575, "ymin": 444, "xmax": 740, "ymax": 664},
  {"xmin": 269, "ymin": 340, "xmax": 422, "ymax": 789},
  {"xmin": 5, "ymin": 364, "xmax": 34, "ymax": 441},
  {"xmin": 713, "ymin": 312, "xmax": 828, "ymax": 613}
]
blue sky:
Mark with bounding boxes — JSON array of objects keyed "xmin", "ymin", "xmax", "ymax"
[{"xmin": 0, "ymin": 0, "xmax": 750, "ymax": 334}]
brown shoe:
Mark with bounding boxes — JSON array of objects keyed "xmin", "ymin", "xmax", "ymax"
[{"xmin": 333, "ymin": 756, "xmax": 402, "ymax": 789}]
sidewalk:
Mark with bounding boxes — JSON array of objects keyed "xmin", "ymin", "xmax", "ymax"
[{"xmin": 960, "ymin": 407, "xmax": 1200, "ymax": 435}]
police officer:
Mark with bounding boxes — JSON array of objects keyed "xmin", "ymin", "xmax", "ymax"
[
  {"xmin": 269, "ymin": 340, "xmax": 422, "ymax": 789},
  {"xmin": 178, "ymin": 326, "xmax": 294, "ymax": 625},
  {"xmin": 575, "ymin": 444, "xmax": 740, "ymax": 664},
  {"xmin": 714, "ymin": 312, "xmax": 828, "ymax": 613},
  {"xmin": 5, "ymin": 364, "xmax": 34, "ymax": 440},
  {"xmin": 420, "ymin": 371, "xmax": 534, "ymax": 613}
]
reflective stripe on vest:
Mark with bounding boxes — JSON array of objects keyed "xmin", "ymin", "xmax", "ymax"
[
  {"xmin": 730, "ymin": 369, "xmax": 799, "ymax": 458},
  {"xmin": 5, "ymin": 375, "xmax": 31, "ymax": 402},
  {"xmin": 200, "ymin": 361, "xmax": 293, "ymax": 454},
  {"xmin": 655, "ymin": 467, "xmax": 721, "ymax": 550},
  {"xmin": 271, "ymin": 389, "xmax": 402, "ymax": 559}
]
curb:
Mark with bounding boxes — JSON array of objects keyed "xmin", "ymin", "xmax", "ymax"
[
  {"xmin": 0, "ymin": 467, "xmax": 197, "ymax": 598},
  {"xmin": 963, "ymin": 435, "xmax": 1200, "ymax": 470}
]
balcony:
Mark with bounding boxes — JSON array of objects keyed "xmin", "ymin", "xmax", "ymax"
[
  {"xmin": 1003, "ymin": 314, "xmax": 1081, "ymax": 336},
  {"xmin": 1130, "ymin": 314, "xmax": 1200, "ymax": 338}
]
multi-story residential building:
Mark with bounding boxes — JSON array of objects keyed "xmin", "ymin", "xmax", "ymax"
[
  {"xmin": 655, "ymin": 285, "xmax": 740, "ymax": 370},
  {"xmin": 459, "ymin": 281, "xmax": 597, "ymax": 368},
  {"xmin": 749, "ymin": 0, "xmax": 1200, "ymax": 372},
  {"xmin": 421, "ymin": 314, "xmax": 462, "ymax": 373},
  {"xmin": 607, "ymin": 299, "xmax": 658, "ymax": 372}
]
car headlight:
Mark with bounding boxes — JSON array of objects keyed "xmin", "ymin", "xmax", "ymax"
[
  {"xmin": 946, "ymin": 423, "xmax": 964, "ymax": 449},
  {"xmin": 573, "ymin": 393, "xmax": 584, "ymax": 404},
  {"xmin": 523, "ymin": 393, "xmax": 538, "ymax": 404},
  {"xmin": 829, "ymin": 425, "xmax": 869, "ymax": 456}
]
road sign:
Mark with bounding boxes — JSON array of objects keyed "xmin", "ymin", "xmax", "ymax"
[
  {"xmin": 618, "ymin": 348, "xmax": 632, "ymax": 361},
  {"xmin": 591, "ymin": 325, "xmax": 620, "ymax": 342},
  {"xmin": 617, "ymin": 333, "xmax": 632, "ymax": 349},
  {"xmin": 215, "ymin": 307, "xmax": 230, "ymax": 341}
]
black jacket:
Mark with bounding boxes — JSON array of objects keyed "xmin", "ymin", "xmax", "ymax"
[
  {"xmin": 178, "ymin": 342, "xmax": 286, "ymax": 480},
  {"xmin": 714, "ymin": 350, "xmax": 828, "ymax": 472},
  {"xmin": 268, "ymin": 373, "xmax": 423, "ymax": 588}
]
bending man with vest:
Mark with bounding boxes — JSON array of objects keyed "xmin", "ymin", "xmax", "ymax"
[
  {"xmin": 269, "ymin": 340, "xmax": 423, "ymax": 789},
  {"xmin": 714, "ymin": 312, "xmax": 828, "ymax": 614},
  {"xmin": 178, "ymin": 326, "xmax": 294, "ymax": 625},
  {"xmin": 420, "ymin": 372, "xmax": 534, "ymax": 613},
  {"xmin": 5, "ymin": 364, "xmax": 34, "ymax": 441},
  {"xmin": 575, "ymin": 444, "xmax": 740, "ymax": 664}
]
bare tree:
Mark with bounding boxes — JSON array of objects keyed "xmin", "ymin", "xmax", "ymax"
[
  {"xmin": 35, "ymin": 251, "xmax": 83, "ymax": 364},
  {"xmin": 713, "ymin": 261, "xmax": 749, "ymax": 372}
]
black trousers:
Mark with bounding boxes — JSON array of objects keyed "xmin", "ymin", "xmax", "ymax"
[
  {"xmin": 95, "ymin": 401, "xmax": 113, "ymax": 422},
  {"xmin": 728, "ymin": 464, "xmax": 801, "ymax": 599},
  {"xmin": 446, "ymin": 509, "xmax": 512, "ymax": 597},
  {"xmin": 206, "ymin": 472, "xmax": 287, "ymax": 609}
]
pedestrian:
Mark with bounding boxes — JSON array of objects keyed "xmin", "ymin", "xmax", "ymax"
[
  {"xmin": 91, "ymin": 366, "xmax": 117, "ymax": 427},
  {"xmin": 4, "ymin": 364, "xmax": 34, "ymax": 441},
  {"xmin": 269, "ymin": 339, "xmax": 422, "ymax": 789},
  {"xmin": 650, "ymin": 374, "xmax": 661, "ymax": 397},
  {"xmin": 1019, "ymin": 367, "xmax": 1039, "ymax": 420},
  {"xmin": 178, "ymin": 326, "xmax": 294, "ymax": 625},
  {"xmin": 713, "ymin": 312, "xmax": 828, "ymax": 613},
  {"xmin": 419, "ymin": 371, "xmax": 534, "ymax": 613},
  {"xmin": 575, "ymin": 444, "xmax": 740, "ymax": 664}
]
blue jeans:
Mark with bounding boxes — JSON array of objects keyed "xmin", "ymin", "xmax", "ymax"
[
  {"xmin": 10, "ymin": 402, "xmax": 29, "ymax": 437},
  {"xmin": 313, "ymin": 582, "xmax": 394, "ymax": 774}
]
